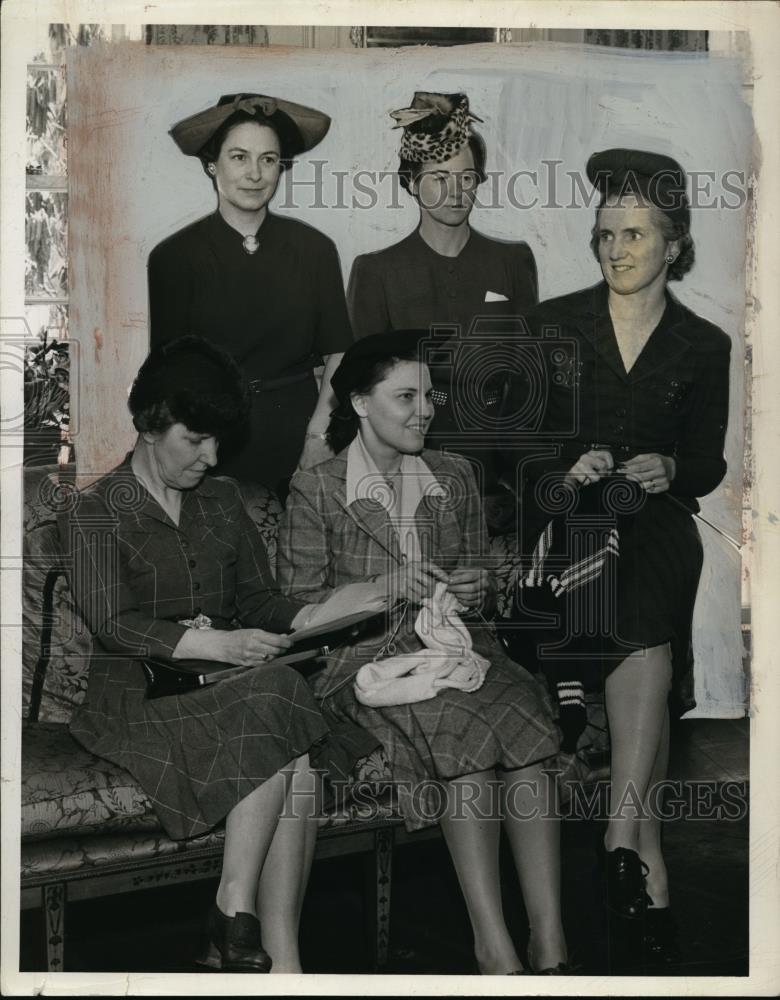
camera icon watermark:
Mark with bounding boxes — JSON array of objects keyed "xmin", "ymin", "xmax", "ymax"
[{"xmin": 417, "ymin": 316, "xmax": 580, "ymax": 445}]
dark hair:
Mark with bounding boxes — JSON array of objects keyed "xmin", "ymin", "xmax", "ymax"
[
  {"xmin": 326, "ymin": 349, "xmax": 421, "ymax": 454},
  {"xmin": 129, "ymin": 335, "xmax": 250, "ymax": 441},
  {"xmin": 197, "ymin": 109, "xmax": 301, "ymax": 184},
  {"xmin": 398, "ymin": 132, "xmax": 487, "ymax": 194},
  {"xmin": 590, "ymin": 199, "xmax": 695, "ymax": 282}
]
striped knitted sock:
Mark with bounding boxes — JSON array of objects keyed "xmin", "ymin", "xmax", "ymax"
[{"xmin": 556, "ymin": 679, "xmax": 587, "ymax": 754}]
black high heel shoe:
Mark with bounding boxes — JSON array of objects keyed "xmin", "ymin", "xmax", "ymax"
[
  {"xmin": 520, "ymin": 961, "xmax": 582, "ymax": 975},
  {"xmin": 643, "ymin": 906, "xmax": 682, "ymax": 967},
  {"xmin": 524, "ymin": 941, "xmax": 583, "ymax": 975},
  {"xmin": 604, "ymin": 847, "xmax": 650, "ymax": 919},
  {"xmin": 196, "ymin": 904, "xmax": 272, "ymax": 973}
]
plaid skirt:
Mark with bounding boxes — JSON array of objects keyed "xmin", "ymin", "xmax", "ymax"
[
  {"xmin": 318, "ymin": 625, "xmax": 559, "ymax": 832},
  {"xmin": 70, "ymin": 657, "xmax": 378, "ymax": 840}
]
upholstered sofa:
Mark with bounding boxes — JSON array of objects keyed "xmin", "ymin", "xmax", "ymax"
[{"xmin": 20, "ymin": 465, "xmax": 608, "ymax": 972}]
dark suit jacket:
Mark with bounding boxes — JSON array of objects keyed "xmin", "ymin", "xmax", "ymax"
[
  {"xmin": 501, "ymin": 281, "xmax": 732, "ymax": 515},
  {"xmin": 347, "ymin": 227, "xmax": 538, "ymax": 338}
]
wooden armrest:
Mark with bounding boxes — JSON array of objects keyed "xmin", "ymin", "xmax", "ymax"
[{"xmin": 29, "ymin": 564, "xmax": 68, "ymax": 724}]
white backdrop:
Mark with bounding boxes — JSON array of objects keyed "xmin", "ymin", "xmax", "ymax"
[{"xmin": 67, "ymin": 40, "xmax": 751, "ymax": 715}]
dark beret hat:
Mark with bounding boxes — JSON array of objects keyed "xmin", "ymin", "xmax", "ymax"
[
  {"xmin": 129, "ymin": 335, "xmax": 245, "ymax": 419},
  {"xmin": 586, "ymin": 148, "xmax": 690, "ymax": 227},
  {"xmin": 169, "ymin": 93, "xmax": 331, "ymax": 159},
  {"xmin": 331, "ymin": 330, "xmax": 430, "ymax": 404}
]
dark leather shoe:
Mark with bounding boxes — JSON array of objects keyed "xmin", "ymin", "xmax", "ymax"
[
  {"xmin": 196, "ymin": 904, "xmax": 272, "ymax": 972},
  {"xmin": 643, "ymin": 907, "xmax": 682, "ymax": 966},
  {"xmin": 521, "ymin": 962, "xmax": 581, "ymax": 974},
  {"xmin": 605, "ymin": 847, "xmax": 650, "ymax": 919}
]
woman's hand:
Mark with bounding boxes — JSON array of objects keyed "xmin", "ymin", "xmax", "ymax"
[
  {"xmin": 565, "ymin": 449, "xmax": 614, "ymax": 487},
  {"xmin": 219, "ymin": 628, "xmax": 295, "ymax": 667},
  {"xmin": 619, "ymin": 453, "xmax": 676, "ymax": 493},
  {"xmin": 173, "ymin": 625, "xmax": 293, "ymax": 667},
  {"xmin": 446, "ymin": 567, "xmax": 491, "ymax": 609},
  {"xmin": 375, "ymin": 560, "xmax": 450, "ymax": 605},
  {"xmin": 297, "ymin": 433, "xmax": 333, "ymax": 472}
]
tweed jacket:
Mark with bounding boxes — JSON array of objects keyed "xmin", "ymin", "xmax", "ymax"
[
  {"xmin": 500, "ymin": 281, "xmax": 732, "ymax": 516},
  {"xmin": 277, "ymin": 449, "xmax": 495, "ymax": 696}
]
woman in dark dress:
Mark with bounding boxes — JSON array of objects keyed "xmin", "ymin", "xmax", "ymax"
[
  {"xmin": 502, "ymin": 149, "xmax": 732, "ymax": 963},
  {"xmin": 62, "ymin": 337, "xmax": 377, "ymax": 973},
  {"xmin": 278, "ymin": 332, "xmax": 571, "ymax": 976},
  {"xmin": 148, "ymin": 94, "xmax": 354, "ymax": 497},
  {"xmin": 347, "ymin": 92, "xmax": 538, "ymax": 510}
]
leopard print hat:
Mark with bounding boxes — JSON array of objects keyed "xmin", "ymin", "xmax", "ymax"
[{"xmin": 390, "ymin": 91, "xmax": 483, "ymax": 164}]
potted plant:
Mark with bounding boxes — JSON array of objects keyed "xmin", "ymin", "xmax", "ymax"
[{"xmin": 24, "ymin": 333, "xmax": 72, "ymax": 467}]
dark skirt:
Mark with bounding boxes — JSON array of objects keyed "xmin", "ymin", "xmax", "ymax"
[
  {"xmin": 216, "ymin": 375, "xmax": 319, "ymax": 499},
  {"xmin": 510, "ymin": 478, "xmax": 702, "ymax": 716},
  {"xmin": 318, "ymin": 630, "xmax": 560, "ymax": 832},
  {"xmin": 70, "ymin": 657, "xmax": 378, "ymax": 840}
]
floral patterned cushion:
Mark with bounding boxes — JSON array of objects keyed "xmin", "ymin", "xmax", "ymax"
[
  {"xmin": 22, "ymin": 723, "xmax": 158, "ymax": 840},
  {"xmin": 488, "ymin": 531, "xmax": 524, "ymax": 619},
  {"xmin": 21, "ymin": 828, "xmax": 224, "ymax": 881},
  {"xmin": 21, "ymin": 803, "xmax": 405, "ymax": 882},
  {"xmin": 21, "ymin": 722, "xmax": 398, "ymax": 854},
  {"xmin": 225, "ymin": 477, "xmax": 283, "ymax": 568}
]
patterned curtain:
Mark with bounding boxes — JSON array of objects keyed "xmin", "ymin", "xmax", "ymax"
[
  {"xmin": 585, "ymin": 29, "xmax": 708, "ymax": 51},
  {"xmin": 145, "ymin": 25, "xmax": 269, "ymax": 46},
  {"xmin": 48, "ymin": 23, "xmax": 109, "ymax": 54}
]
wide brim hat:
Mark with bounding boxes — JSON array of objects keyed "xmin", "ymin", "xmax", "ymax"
[
  {"xmin": 331, "ymin": 330, "xmax": 431, "ymax": 405},
  {"xmin": 170, "ymin": 93, "xmax": 331, "ymax": 159},
  {"xmin": 586, "ymin": 147, "xmax": 690, "ymax": 227},
  {"xmin": 390, "ymin": 91, "xmax": 483, "ymax": 166}
]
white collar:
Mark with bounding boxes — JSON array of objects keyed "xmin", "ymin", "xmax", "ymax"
[{"xmin": 345, "ymin": 434, "xmax": 444, "ymax": 513}]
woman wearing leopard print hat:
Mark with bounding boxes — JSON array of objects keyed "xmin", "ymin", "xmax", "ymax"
[{"xmin": 347, "ymin": 91, "xmax": 539, "ymax": 522}]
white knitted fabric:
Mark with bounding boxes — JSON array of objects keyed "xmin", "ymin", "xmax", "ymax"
[{"xmin": 354, "ymin": 583, "xmax": 490, "ymax": 707}]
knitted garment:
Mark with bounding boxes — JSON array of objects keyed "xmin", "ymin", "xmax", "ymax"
[{"xmin": 354, "ymin": 583, "xmax": 489, "ymax": 707}]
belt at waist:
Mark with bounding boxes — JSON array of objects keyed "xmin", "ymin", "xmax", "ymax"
[
  {"xmin": 248, "ymin": 369, "xmax": 315, "ymax": 393},
  {"xmin": 247, "ymin": 354, "xmax": 318, "ymax": 393}
]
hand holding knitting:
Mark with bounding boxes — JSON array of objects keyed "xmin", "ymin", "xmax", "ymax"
[
  {"xmin": 446, "ymin": 567, "xmax": 490, "ymax": 609},
  {"xmin": 375, "ymin": 559, "xmax": 450, "ymax": 605}
]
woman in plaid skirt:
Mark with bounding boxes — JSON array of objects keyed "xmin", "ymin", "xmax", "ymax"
[
  {"xmin": 278, "ymin": 331, "xmax": 571, "ymax": 975},
  {"xmin": 63, "ymin": 337, "xmax": 378, "ymax": 973}
]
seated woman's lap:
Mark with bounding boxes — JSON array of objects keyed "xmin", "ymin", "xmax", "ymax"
[{"xmin": 320, "ymin": 655, "xmax": 559, "ymax": 779}]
